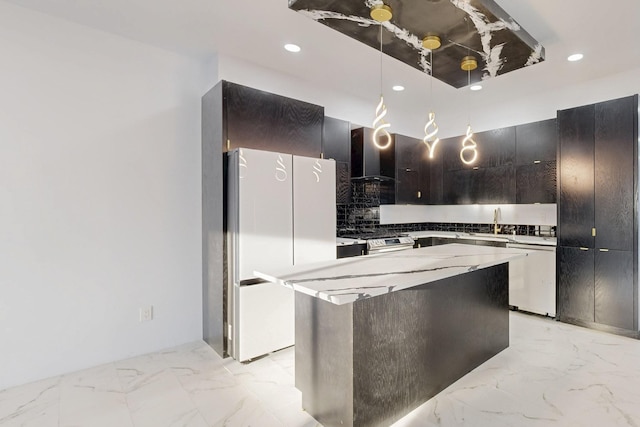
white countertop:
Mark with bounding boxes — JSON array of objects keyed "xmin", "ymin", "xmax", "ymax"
[
  {"xmin": 336, "ymin": 231, "xmax": 556, "ymax": 247},
  {"xmin": 255, "ymin": 243, "xmax": 529, "ymax": 305},
  {"xmin": 407, "ymin": 231, "xmax": 556, "ymax": 246}
]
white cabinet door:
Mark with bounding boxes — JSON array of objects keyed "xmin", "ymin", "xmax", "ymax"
[
  {"xmin": 507, "ymin": 243, "xmax": 556, "ymax": 316},
  {"xmin": 293, "ymin": 156, "xmax": 336, "ymax": 265}
]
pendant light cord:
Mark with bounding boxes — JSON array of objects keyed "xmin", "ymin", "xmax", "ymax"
[
  {"xmin": 379, "ymin": 23, "xmax": 383, "ymax": 97},
  {"xmin": 430, "ymin": 50, "xmax": 434, "ymax": 111}
]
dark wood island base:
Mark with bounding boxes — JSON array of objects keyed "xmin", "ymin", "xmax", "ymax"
[{"xmin": 294, "ymin": 263, "xmax": 510, "ymax": 427}]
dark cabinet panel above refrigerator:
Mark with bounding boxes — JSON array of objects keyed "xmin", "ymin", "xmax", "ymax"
[{"xmin": 224, "ymin": 81, "xmax": 323, "ymax": 157}]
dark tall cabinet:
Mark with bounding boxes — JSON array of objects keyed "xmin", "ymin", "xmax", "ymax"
[
  {"xmin": 557, "ymin": 95, "xmax": 639, "ymax": 334},
  {"xmin": 202, "ymin": 81, "xmax": 325, "ymax": 357}
]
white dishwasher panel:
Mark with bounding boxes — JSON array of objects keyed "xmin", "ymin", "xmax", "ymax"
[{"xmin": 507, "ymin": 243, "xmax": 556, "ymax": 317}]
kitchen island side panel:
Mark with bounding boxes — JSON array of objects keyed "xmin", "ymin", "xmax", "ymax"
[
  {"xmin": 295, "ymin": 263, "xmax": 509, "ymax": 427},
  {"xmin": 295, "ymin": 292, "xmax": 354, "ymax": 427}
]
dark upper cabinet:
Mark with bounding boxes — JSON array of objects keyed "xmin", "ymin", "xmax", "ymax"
[
  {"xmin": 594, "ymin": 97, "xmax": 636, "ymax": 251},
  {"xmin": 515, "ymin": 118, "xmax": 557, "ymax": 165},
  {"xmin": 516, "ymin": 161, "xmax": 557, "ymax": 204},
  {"xmin": 442, "ymin": 135, "xmax": 464, "ymax": 172},
  {"xmin": 474, "ymin": 127, "xmax": 516, "ymax": 169},
  {"xmin": 423, "ymin": 148, "xmax": 444, "ymax": 204},
  {"xmin": 395, "ymin": 134, "xmax": 425, "ymax": 204},
  {"xmin": 475, "ymin": 165, "xmax": 516, "ymax": 204},
  {"xmin": 442, "ymin": 169, "xmax": 476, "ymax": 204},
  {"xmin": 557, "ymin": 246, "xmax": 595, "ymax": 323},
  {"xmin": 595, "ymin": 249, "xmax": 635, "ymax": 330},
  {"xmin": 224, "ymin": 81, "xmax": 323, "ymax": 157},
  {"xmin": 351, "ymin": 127, "xmax": 395, "ymax": 179},
  {"xmin": 443, "ymin": 166, "xmax": 515, "ymax": 204},
  {"xmin": 442, "ymin": 127, "xmax": 515, "ymax": 171},
  {"xmin": 323, "ymin": 116, "xmax": 350, "ymax": 163},
  {"xmin": 557, "ymin": 104, "xmax": 595, "ymax": 248}
]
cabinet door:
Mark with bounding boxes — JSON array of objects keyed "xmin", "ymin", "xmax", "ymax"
[
  {"xmin": 557, "ymin": 246, "xmax": 594, "ymax": 323},
  {"xmin": 515, "ymin": 118, "xmax": 557, "ymax": 165},
  {"xmin": 442, "ymin": 169, "xmax": 476, "ymax": 204},
  {"xmin": 335, "ymin": 161, "xmax": 351, "ymax": 205},
  {"xmin": 323, "ymin": 116, "xmax": 350, "ymax": 163},
  {"xmin": 557, "ymin": 105, "xmax": 595, "ymax": 248},
  {"xmin": 415, "ymin": 238, "xmax": 433, "ymax": 248},
  {"xmin": 337, "ymin": 244, "xmax": 366, "ymax": 258},
  {"xmin": 395, "ymin": 134, "xmax": 423, "ymax": 204},
  {"xmin": 475, "ymin": 165, "xmax": 516, "ymax": 204},
  {"xmin": 422, "ymin": 149, "xmax": 443, "ymax": 204},
  {"xmin": 516, "ymin": 161, "xmax": 557, "ymax": 203},
  {"xmin": 473, "ymin": 126, "xmax": 516, "ymax": 169},
  {"xmin": 595, "ymin": 249, "xmax": 634, "ymax": 330},
  {"xmin": 594, "ymin": 96, "xmax": 636, "ymax": 251},
  {"xmin": 225, "ymin": 82, "xmax": 323, "ymax": 157}
]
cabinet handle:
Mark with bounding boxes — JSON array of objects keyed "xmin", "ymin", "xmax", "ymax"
[
  {"xmin": 533, "ymin": 160, "xmax": 541, "ymax": 164},
  {"xmin": 226, "ymin": 139, "xmax": 230, "ymax": 150},
  {"xmin": 599, "ymin": 248, "xmax": 609, "ymax": 252},
  {"xmin": 592, "ymin": 228, "xmax": 596, "ymax": 237},
  {"xmin": 579, "ymin": 247, "xmax": 589, "ymax": 251},
  {"xmin": 417, "ymin": 191, "xmax": 422, "ymax": 198},
  {"xmin": 361, "ymin": 250, "xmax": 365, "ymax": 256}
]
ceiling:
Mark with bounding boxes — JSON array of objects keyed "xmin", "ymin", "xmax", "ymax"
[
  {"xmin": 4, "ymin": 0, "xmax": 640, "ymax": 131},
  {"xmin": 289, "ymin": 0, "xmax": 544, "ymax": 88}
]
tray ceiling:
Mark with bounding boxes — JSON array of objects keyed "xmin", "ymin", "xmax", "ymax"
[{"xmin": 289, "ymin": 0, "xmax": 545, "ymax": 88}]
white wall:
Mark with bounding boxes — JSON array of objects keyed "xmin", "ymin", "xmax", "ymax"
[{"xmin": 0, "ymin": 3, "xmax": 214, "ymax": 390}]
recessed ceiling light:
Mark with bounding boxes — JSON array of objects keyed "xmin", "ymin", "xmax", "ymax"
[
  {"xmin": 392, "ymin": 85, "xmax": 405, "ymax": 92},
  {"xmin": 470, "ymin": 84, "xmax": 483, "ymax": 91},
  {"xmin": 567, "ymin": 53, "xmax": 583, "ymax": 62},
  {"xmin": 284, "ymin": 43, "xmax": 301, "ymax": 53}
]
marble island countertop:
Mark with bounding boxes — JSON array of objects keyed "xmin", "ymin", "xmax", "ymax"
[{"xmin": 256, "ymin": 243, "xmax": 529, "ymax": 305}]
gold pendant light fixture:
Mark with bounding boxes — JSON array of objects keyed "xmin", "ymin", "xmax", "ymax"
[
  {"xmin": 370, "ymin": 3, "xmax": 392, "ymax": 150},
  {"xmin": 422, "ymin": 33, "xmax": 441, "ymax": 159},
  {"xmin": 460, "ymin": 55, "xmax": 478, "ymax": 165}
]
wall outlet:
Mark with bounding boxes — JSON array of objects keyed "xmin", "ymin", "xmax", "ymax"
[{"xmin": 139, "ymin": 306, "xmax": 153, "ymax": 322}]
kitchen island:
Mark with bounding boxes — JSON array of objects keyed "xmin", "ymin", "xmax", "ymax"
[{"xmin": 256, "ymin": 244, "xmax": 528, "ymax": 427}]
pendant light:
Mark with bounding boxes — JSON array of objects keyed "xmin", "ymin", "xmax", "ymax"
[
  {"xmin": 422, "ymin": 34, "xmax": 441, "ymax": 159},
  {"xmin": 370, "ymin": 4, "xmax": 392, "ymax": 150},
  {"xmin": 460, "ymin": 55, "xmax": 478, "ymax": 165}
]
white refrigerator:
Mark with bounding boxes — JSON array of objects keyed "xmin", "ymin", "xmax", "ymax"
[{"xmin": 226, "ymin": 148, "xmax": 336, "ymax": 361}]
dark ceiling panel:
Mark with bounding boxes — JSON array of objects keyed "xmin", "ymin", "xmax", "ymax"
[{"xmin": 289, "ymin": 0, "xmax": 545, "ymax": 88}]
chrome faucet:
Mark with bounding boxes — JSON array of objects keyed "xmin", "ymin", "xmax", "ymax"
[{"xmin": 493, "ymin": 208, "xmax": 501, "ymax": 235}]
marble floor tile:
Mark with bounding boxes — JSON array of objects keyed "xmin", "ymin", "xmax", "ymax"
[
  {"xmin": 59, "ymin": 363, "xmax": 133, "ymax": 427},
  {"xmin": 2, "ymin": 312, "xmax": 640, "ymax": 426},
  {"xmin": 0, "ymin": 376, "xmax": 60, "ymax": 427}
]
